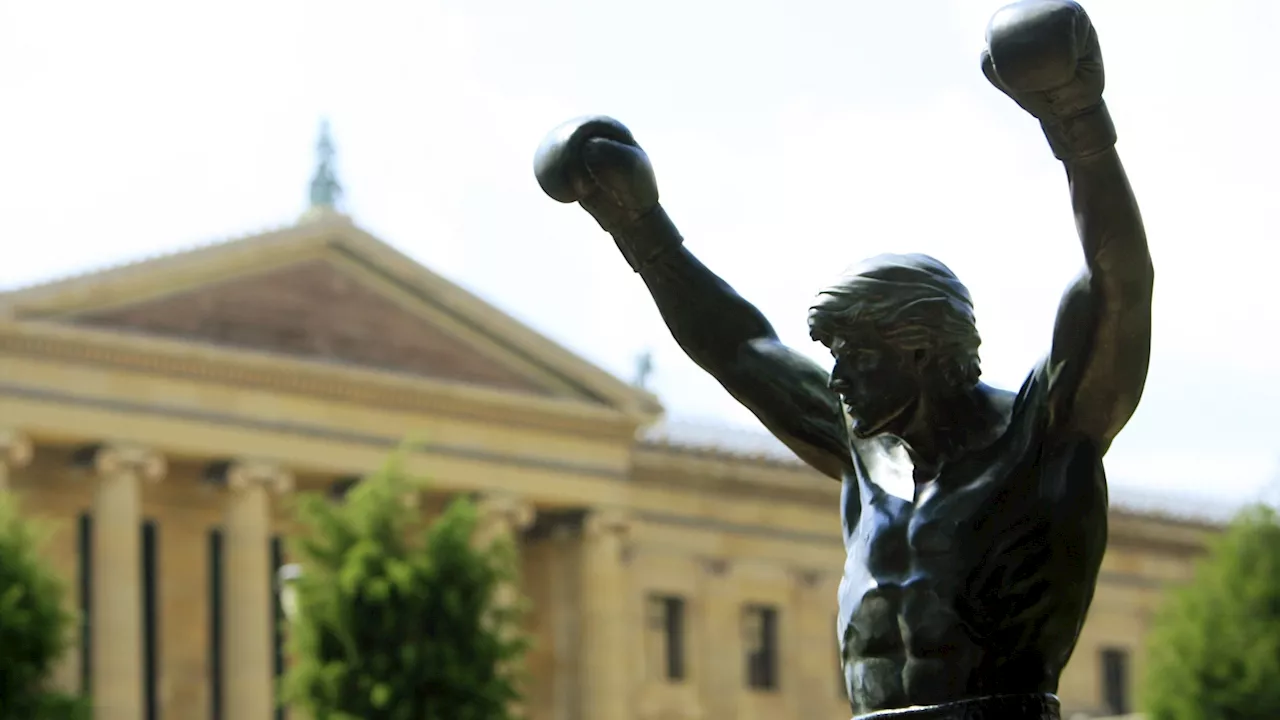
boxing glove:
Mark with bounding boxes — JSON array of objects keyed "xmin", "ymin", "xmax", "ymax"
[
  {"xmin": 534, "ymin": 116, "xmax": 682, "ymax": 272},
  {"xmin": 981, "ymin": 0, "xmax": 1116, "ymax": 160}
]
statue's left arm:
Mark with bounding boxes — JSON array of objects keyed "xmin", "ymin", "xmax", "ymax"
[
  {"xmin": 1049, "ymin": 150, "xmax": 1152, "ymax": 451},
  {"xmin": 983, "ymin": 0, "xmax": 1153, "ymax": 452}
]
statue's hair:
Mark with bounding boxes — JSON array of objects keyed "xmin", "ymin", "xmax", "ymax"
[{"xmin": 808, "ymin": 253, "xmax": 982, "ymax": 389}]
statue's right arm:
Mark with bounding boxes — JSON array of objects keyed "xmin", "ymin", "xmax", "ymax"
[
  {"xmin": 636, "ymin": 243, "xmax": 851, "ymax": 481},
  {"xmin": 535, "ymin": 116, "xmax": 851, "ymax": 481}
]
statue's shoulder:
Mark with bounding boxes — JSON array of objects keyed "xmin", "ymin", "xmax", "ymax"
[
  {"xmin": 973, "ymin": 362, "xmax": 1055, "ymax": 463},
  {"xmin": 1009, "ymin": 358, "xmax": 1054, "ymax": 423},
  {"xmin": 1019, "ymin": 356, "xmax": 1088, "ymax": 441}
]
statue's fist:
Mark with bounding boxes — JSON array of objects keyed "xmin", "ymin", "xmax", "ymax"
[
  {"xmin": 534, "ymin": 116, "xmax": 660, "ymax": 231},
  {"xmin": 981, "ymin": 0, "xmax": 1104, "ymax": 123}
]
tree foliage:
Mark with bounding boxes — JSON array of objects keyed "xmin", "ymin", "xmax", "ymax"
[
  {"xmin": 1145, "ymin": 503, "xmax": 1280, "ymax": 720},
  {"xmin": 0, "ymin": 492, "xmax": 89, "ymax": 720},
  {"xmin": 281, "ymin": 456, "xmax": 529, "ymax": 720}
]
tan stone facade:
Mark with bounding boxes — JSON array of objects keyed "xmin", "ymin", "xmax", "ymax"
[{"xmin": 0, "ymin": 212, "xmax": 1215, "ymax": 720}]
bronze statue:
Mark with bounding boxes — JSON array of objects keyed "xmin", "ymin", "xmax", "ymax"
[{"xmin": 534, "ymin": 1, "xmax": 1151, "ymax": 717}]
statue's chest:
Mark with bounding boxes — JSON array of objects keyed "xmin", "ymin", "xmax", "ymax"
[
  {"xmin": 837, "ymin": 435, "xmax": 1036, "ymax": 657},
  {"xmin": 846, "ymin": 438, "xmax": 1005, "ymax": 582}
]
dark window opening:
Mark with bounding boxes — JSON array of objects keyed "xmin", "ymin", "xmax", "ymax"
[
  {"xmin": 646, "ymin": 594, "xmax": 686, "ymax": 681},
  {"xmin": 77, "ymin": 514, "xmax": 93, "ymax": 696},
  {"xmin": 141, "ymin": 520, "xmax": 159, "ymax": 720},
  {"xmin": 1101, "ymin": 647, "xmax": 1130, "ymax": 716},
  {"xmin": 209, "ymin": 529, "xmax": 224, "ymax": 720},
  {"xmin": 744, "ymin": 605, "xmax": 779, "ymax": 691},
  {"xmin": 272, "ymin": 535, "xmax": 287, "ymax": 720}
]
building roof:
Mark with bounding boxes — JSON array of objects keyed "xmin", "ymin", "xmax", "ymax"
[{"xmin": 0, "ymin": 211, "xmax": 663, "ymax": 422}]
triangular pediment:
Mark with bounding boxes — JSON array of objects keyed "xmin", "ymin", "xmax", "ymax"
[
  {"xmin": 69, "ymin": 257, "xmax": 551, "ymax": 394},
  {"xmin": 0, "ymin": 212, "xmax": 662, "ymax": 417}
]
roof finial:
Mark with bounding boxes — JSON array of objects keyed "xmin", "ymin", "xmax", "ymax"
[{"xmin": 308, "ymin": 119, "xmax": 343, "ymax": 211}]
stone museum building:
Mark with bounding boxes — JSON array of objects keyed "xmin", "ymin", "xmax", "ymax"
[{"xmin": 0, "ymin": 202, "xmax": 1214, "ymax": 720}]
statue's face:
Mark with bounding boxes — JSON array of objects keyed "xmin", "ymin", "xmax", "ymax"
[{"xmin": 824, "ymin": 328, "xmax": 921, "ymax": 440}]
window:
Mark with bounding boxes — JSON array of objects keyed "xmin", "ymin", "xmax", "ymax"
[
  {"xmin": 209, "ymin": 529, "xmax": 224, "ymax": 720},
  {"xmin": 1101, "ymin": 647, "xmax": 1130, "ymax": 716},
  {"xmin": 141, "ymin": 520, "xmax": 159, "ymax": 720},
  {"xmin": 77, "ymin": 514, "xmax": 92, "ymax": 696},
  {"xmin": 272, "ymin": 536, "xmax": 287, "ymax": 720},
  {"xmin": 645, "ymin": 594, "xmax": 686, "ymax": 682},
  {"xmin": 743, "ymin": 604, "xmax": 779, "ymax": 691}
]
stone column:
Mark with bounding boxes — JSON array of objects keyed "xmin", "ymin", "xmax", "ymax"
[
  {"xmin": 85, "ymin": 443, "xmax": 166, "ymax": 720},
  {"xmin": 475, "ymin": 493, "xmax": 536, "ymax": 713},
  {"xmin": 218, "ymin": 460, "xmax": 293, "ymax": 720},
  {"xmin": 0, "ymin": 429, "xmax": 32, "ymax": 491},
  {"xmin": 474, "ymin": 492, "xmax": 536, "ymax": 549},
  {"xmin": 792, "ymin": 568, "xmax": 831, "ymax": 720},
  {"xmin": 699, "ymin": 557, "xmax": 739, "ymax": 720},
  {"xmin": 547, "ymin": 521, "xmax": 581, "ymax": 720},
  {"xmin": 581, "ymin": 508, "xmax": 633, "ymax": 720},
  {"xmin": 474, "ymin": 493, "xmax": 537, "ymax": 618}
]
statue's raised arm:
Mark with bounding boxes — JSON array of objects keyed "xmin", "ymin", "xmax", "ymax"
[
  {"xmin": 534, "ymin": 118, "xmax": 851, "ymax": 480},
  {"xmin": 983, "ymin": 0, "xmax": 1154, "ymax": 455}
]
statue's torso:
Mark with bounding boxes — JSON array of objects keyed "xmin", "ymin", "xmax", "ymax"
[{"xmin": 838, "ymin": 366, "xmax": 1109, "ymax": 716}]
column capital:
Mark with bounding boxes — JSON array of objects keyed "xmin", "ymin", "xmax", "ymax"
[
  {"xmin": 81, "ymin": 443, "xmax": 166, "ymax": 482},
  {"xmin": 584, "ymin": 507, "xmax": 632, "ymax": 540},
  {"xmin": 226, "ymin": 460, "xmax": 294, "ymax": 495},
  {"xmin": 476, "ymin": 492, "xmax": 536, "ymax": 533},
  {"xmin": 0, "ymin": 429, "xmax": 33, "ymax": 469}
]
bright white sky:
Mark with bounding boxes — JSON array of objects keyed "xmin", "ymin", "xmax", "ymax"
[{"xmin": 1, "ymin": 0, "xmax": 1277, "ymax": 505}]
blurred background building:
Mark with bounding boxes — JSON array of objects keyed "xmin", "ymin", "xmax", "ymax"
[{"xmin": 0, "ymin": 141, "xmax": 1223, "ymax": 720}]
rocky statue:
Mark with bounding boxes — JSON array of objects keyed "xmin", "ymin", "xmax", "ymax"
[{"xmin": 533, "ymin": 1, "xmax": 1152, "ymax": 717}]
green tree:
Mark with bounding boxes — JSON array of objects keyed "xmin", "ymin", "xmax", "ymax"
[
  {"xmin": 1145, "ymin": 503, "xmax": 1280, "ymax": 720},
  {"xmin": 0, "ymin": 492, "xmax": 89, "ymax": 720},
  {"xmin": 281, "ymin": 456, "xmax": 529, "ymax": 720}
]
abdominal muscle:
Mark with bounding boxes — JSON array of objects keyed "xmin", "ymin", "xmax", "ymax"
[{"xmin": 841, "ymin": 577, "xmax": 983, "ymax": 714}]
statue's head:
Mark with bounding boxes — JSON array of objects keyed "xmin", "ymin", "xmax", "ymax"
[{"xmin": 807, "ymin": 254, "xmax": 981, "ymax": 439}]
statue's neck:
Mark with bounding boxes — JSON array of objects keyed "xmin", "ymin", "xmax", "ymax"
[{"xmin": 898, "ymin": 384, "xmax": 1001, "ymax": 481}]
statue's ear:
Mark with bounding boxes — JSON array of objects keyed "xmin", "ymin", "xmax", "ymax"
[
  {"xmin": 911, "ymin": 348, "xmax": 934, "ymax": 379},
  {"xmin": 935, "ymin": 354, "xmax": 974, "ymax": 391}
]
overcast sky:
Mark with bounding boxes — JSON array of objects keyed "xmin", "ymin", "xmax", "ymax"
[{"xmin": 1, "ymin": 0, "xmax": 1277, "ymax": 505}]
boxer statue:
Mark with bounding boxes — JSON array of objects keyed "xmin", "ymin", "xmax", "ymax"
[{"xmin": 534, "ymin": 1, "xmax": 1151, "ymax": 717}]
